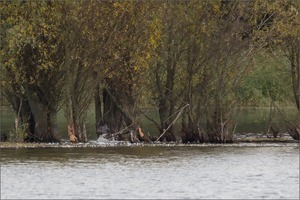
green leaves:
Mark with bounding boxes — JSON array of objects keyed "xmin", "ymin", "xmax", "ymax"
[{"xmin": 1, "ymin": 0, "xmax": 298, "ymax": 141}]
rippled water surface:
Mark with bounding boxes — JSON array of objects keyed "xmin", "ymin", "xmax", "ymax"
[{"xmin": 1, "ymin": 145, "xmax": 299, "ymax": 199}]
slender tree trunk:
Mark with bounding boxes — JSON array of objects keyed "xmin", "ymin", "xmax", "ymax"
[
  {"xmin": 297, "ymin": 39, "xmax": 300, "ymax": 116},
  {"xmin": 46, "ymin": 111, "xmax": 60, "ymax": 142},
  {"xmin": 95, "ymin": 83, "xmax": 103, "ymax": 137}
]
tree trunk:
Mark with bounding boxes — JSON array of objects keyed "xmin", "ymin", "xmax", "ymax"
[
  {"xmin": 95, "ymin": 83, "xmax": 103, "ymax": 138},
  {"xmin": 181, "ymin": 112, "xmax": 202, "ymax": 143},
  {"xmin": 290, "ymin": 39, "xmax": 300, "ymax": 112},
  {"xmin": 158, "ymin": 97, "xmax": 176, "ymax": 142},
  {"xmin": 27, "ymin": 97, "xmax": 60, "ymax": 142},
  {"xmin": 155, "ymin": 61, "xmax": 177, "ymax": 142},
  {"xmin": 46, "ymin": 111, "xmax": 60, "ymax": 142},
  {"xmin": 102, "ymin": 87, "xmax": 135, "ymax": 134},
  {"xmin": 287, "ymin": 124, "xmax": 300, "ymax": 140},
  {"xmin": 8, "ymin": 94, "xmax": 60, "ymax": 143}
]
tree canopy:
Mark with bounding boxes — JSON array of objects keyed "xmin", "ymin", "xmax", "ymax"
[{"xmin": 1, "ymin": 0, "xmax": 299, "ymax": 143}]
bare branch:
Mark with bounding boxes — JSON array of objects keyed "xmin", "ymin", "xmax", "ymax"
[{"xmin": 156, "ymin": 104, "xmax": 189, "ymax": 142}]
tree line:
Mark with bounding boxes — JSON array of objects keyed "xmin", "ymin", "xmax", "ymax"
[{"xmin": 1, "ymin": 0, "xmax": 299, "ymax": 143}]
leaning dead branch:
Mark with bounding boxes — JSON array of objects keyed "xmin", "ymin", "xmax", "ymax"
[{"xmin": 156, "ymin": 104, "xmax": 189, "ymax": 142}]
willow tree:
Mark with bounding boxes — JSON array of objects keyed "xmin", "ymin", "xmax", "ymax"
[
  {"xmin": 267, "ymin": 0, "xmax": 300, "ymax": 139},
  {"xmin": 179, "ymin": 1, "xmax": 223, "ymax": 143},
  {"xmin": 53, "ymin": 1, "xmax": 124, "ymax": 142},
  {"xmin": 178, "ymin": 1, "xmax": 260, "ymax": 143},
  {"xmin": 92, "ymin": 1, "xmax": 155, "ymax": 140},
  {"xmin": 144, "ymin": 1, "xmax": 190, "ymax": 142},
  {"xmin": 58, "ymin": 1, "xmax": 102, "ymax": 142},
  {"xmin": 273, "ymin": 1, "xmax": 300, "ymax": 115},
  {"xmin": 0, "ymin": 1, "xmax": 65, "ymax": 142}
]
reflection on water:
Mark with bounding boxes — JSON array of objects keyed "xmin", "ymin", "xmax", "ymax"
[
  {"xmin": 233, "ymin": 107, "xmax": 298, "ymax": 134},
  {"xmin": 1, "ymin": 107, "xmax": 298, "ymax": 140},
  {"xmin": 1, "ymin": 146, "xmax": 299, "ymax": 199}
]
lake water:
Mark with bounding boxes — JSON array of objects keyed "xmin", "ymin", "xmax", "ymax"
[{"xmin": 1, "ymin": 145, "xmax": 299, "ymax": 199}]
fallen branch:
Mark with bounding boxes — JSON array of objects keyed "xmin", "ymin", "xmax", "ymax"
[
  {"xmin": 107, "ymin": 124, "xmax": 133, "ymax": 140},
  {"xmin": 156, "ymin": 104, "xmax": 189, "ymax": 142}
]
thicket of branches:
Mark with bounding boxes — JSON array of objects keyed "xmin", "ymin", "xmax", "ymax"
[{"xmin": 1, "ymin": 0, "xmax": 299, "ymax": 143}]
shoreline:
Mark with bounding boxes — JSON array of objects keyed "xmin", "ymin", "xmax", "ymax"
[{"xmin": 0, "ymin": 137, "xmax": 299, "ymax": 149}]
